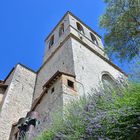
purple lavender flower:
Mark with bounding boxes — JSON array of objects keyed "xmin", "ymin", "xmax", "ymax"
[{"xmin": 86, "ymin": 127, "xmax": 93, "ymax": 135}]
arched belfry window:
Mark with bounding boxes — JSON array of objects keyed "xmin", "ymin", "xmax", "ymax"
[
  {"xmin": 49, "ymin": 35, "xmax": 54, "ymax": 49},
  {"xmin": 59, "ymin": 23, "xmax": 64, "ymax": 37},
  {"xmin": 102, "ymin": 73, "xmax": 116, "ymax": 88},
  {"xmin": 76, "ymin": 22, "xmax": 84, "ymax": 34},
  {"xmin": 90, "ymin": 32, "xmax": 98, "ymax": 46}
]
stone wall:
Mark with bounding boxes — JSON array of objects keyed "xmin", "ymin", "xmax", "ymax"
[
  {"xmin": 61, "ymin": 74, "xmax": 78, "ymax": 106},
  {"xmin": 32, "ymin": 74, "xmax": 77, "ymax": 138},
  {"xmin": 32, "ymin": 77, "xmax": 63, "ymax": 138},
  {"xmin": 71, "ymin": 38, "xmax": 125, "ymax": 96},
  {"xmin": 0, "ymin": 64, "xmax": 36, "ymax": 140},
  {"xmin": 34, "ymin": 38, "xmax": 75, "ymax": 101}
]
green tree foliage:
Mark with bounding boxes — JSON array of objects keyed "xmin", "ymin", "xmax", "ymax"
[{"xmin": 100, "ymin": 0, "xmax": 140, "ymax": 60}]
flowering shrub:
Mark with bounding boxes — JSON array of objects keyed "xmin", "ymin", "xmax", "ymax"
[{"xmin": 36, "ymin": 83, "xmax": 140, "ymax": 140}]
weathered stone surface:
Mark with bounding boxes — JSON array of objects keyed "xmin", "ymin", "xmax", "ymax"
[
  {"xmin": 32, "ymin": 77, "xmax": 63, "ymax": 138},
  {"xmin": 31, "ymin": 74, "xmax": 77, "ymax": 138},
  {"xmin": 71, "ymin": 38, "xmax": 125, "ymax": 96},
  {"xmin": 0, "ymin": 64, "xmax": 36, "ymax": 140},
  {"xmin": 34, "ymin": 38, "xmax": 75, "ymax": 100}
]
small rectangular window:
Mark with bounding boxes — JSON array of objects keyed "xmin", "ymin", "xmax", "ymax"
[
  {"xmin": 67, "ymin": 80, "xmax": 74, "ymax": 89},
  {"xmin": 51, "ymin": 87, "xmax": 54, "ymax": 93}
]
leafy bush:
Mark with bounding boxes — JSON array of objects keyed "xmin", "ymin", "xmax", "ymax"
[{"xmin": 37, "ymin": 83, "xmax": 140, "ymax": 140}]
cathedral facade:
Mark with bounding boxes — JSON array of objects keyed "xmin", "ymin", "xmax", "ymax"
[{"xmin": 0, "ymin": 12, "xmax": 126, "ymax": 140}]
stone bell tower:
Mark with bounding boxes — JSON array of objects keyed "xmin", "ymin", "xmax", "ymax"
[
  {"xmin": 6, "ymin": 11, "xmax": 127, "ymax": 140},
  {"xmin": 33, "ymin": 11, "xmax": 126, "ymax": 102}
]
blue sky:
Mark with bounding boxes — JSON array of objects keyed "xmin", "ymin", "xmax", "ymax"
[{"xmin": 0, "ymin": 0, "xmax": 127, "ymax": 80}]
